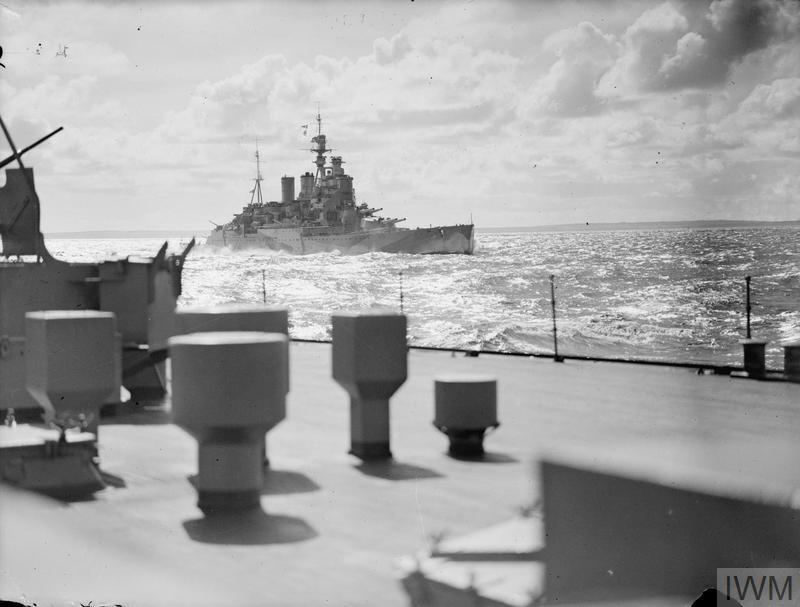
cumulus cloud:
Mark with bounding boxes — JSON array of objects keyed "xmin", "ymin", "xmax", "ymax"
[
  {"xmin": 2, "ymin": 75, "xmax": 98, "ymax": 146},
  {"xmin": 1, "ymin": 5, "xmax": 21, "ymax": 20},
  {"xmin": 711, "ymin": 77, "xmax": 800, "ymax": 157},
  {"xmin": 6, "ymin": 0, "xmax": 798, "ymax": 229},
  {"xmin": 600, "ymin": 114, "xmax": 659, "ymax": 148},
  {"xmin": 157, "ymin": 32, "xmax": 520, "ymax": 156},
  {"xmin": 597, "ymin": 3, "xmax": 688, "ymax": 95},
  {"xmin": 373, "ymin": 33, "xmax": 412, "ymax": 65},
  {"xmin": 739, "ymin": 77, "xmax": 800, "ymax": 121},
  {"xmin": 676, "ymin": 0, "xmax": 800, "ymax": 87},
  {"xmin": 159, "ymin": 55, "xmax": 311, "ymax": 145},
  {"xmin": 599, "ymin": 0, "xmax": 800, "ymax": 95},
  {"xmin": 526, "ymin": 21, "xmax": 619, "ymax": 116},
  {"xmin": 659, "ymin": 31, "xmax": 708, "ymax": 84},
  {"xmin": 768, "ymin": 174, "xmax": 800, "ymax": 200}
]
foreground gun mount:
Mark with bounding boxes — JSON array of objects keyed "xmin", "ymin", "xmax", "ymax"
[
  {"xmin": 25, "ymin": 310, "xmax": 120, "ymax": 427},
  {"xmin": 0, "ymin": 422, "xmax": 103, "ymax": 498},
  {"xmin": 0, "ymin": 116, "xmax": 194, "ymax": 419},
  {"xmin": 0, "ymin": 311, "xmax": 120, "ymax": 498}
]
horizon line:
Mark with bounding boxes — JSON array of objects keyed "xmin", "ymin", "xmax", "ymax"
[{"xmin": 43, "ymin": 218, "xmax": 800, "ymax": 238}]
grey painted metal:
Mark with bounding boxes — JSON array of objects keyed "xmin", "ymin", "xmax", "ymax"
[
  {"xmin": 173, "ymin": 304, "xmax": 290, "ymax": 466},
  {"xmin": 740, "ymin": 339, "xmax": 767, "ymax": 378},
  {"xmin": 25, "ymin": 310, "xmax": 119, "ymax": 427},
  {"xmin": 784, "ymin": 341, "xmax": 800, "ymax": 382},
  {"xmin": 169, "ymin": 331, "xmax": 288, "ymax": 511},
  {"xmin": 332, "ymin": 311, "xmax": 407, "ymax": 459},
  {"xmin": 433, "ymin": 374, "xmax": 498, "ymax": 457}
]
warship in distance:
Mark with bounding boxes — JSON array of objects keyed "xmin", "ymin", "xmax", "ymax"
[{"xmin": 206, "ymin": 114, "xmax": 475, "ymax": 254}]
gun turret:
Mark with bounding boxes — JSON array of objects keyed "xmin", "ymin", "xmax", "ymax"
[{"xmin": 0, "ymin": 117, "xmax": 63, "ymax": 260}]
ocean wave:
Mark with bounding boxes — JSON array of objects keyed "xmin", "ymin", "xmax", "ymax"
[{"xmin": 49, "ymin": 226, "xmax": 799, "ymax": 368}]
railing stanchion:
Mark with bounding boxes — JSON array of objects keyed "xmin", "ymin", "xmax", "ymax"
[
  {"xmin": 737, "ymin": 275, "xmax": 767, "ymax": 378},
  {"xmin": 550, "ymin": 274, "xmax": 564, "ymax": 363},
  {"xmin": 745, "ymin": 275, "xmax": 751, "ymax": 339},
  {"xmin": 399, "ymin": 270, "xmax": 405, "ymax": 315}
]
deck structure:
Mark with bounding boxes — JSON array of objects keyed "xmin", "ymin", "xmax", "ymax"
[{"xmin": 1, "ymin": 342, "xmax": 798, "ymax": 606}]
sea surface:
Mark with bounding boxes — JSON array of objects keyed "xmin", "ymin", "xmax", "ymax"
[{"xmin": 48, "ymin": 226, "xmax": 800, "ymax": 369}]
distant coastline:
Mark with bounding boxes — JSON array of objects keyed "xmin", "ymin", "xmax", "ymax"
[
  {"xmin": 477, "ymin": 219, "xmax": 800, "ymax": 233},
  {"xmin": 46, "ymin": 230, "xmax": 203, "ymax": 239},
  {"xmin": 44, "ymin": 219, "xmax": 800, "ymax": 239}
]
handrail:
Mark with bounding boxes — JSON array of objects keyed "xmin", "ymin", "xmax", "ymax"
[{"xmin": 288, "ymin": 337, "xmax": 784, "ymax": 374}]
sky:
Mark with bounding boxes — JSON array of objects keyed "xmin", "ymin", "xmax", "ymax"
[{"xmin": 1, "ymin": 0, "xmax": 799, "ymax": 232}]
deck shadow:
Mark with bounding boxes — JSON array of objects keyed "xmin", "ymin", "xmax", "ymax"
[
  {"xmin": 261, "ymin": 469, "xmax": 321, "ymax": 495},
  {"xmin": 35, "ymin": 466, "xmax": 129, "ymax": 502},
  {"xmin": 183, "ymin": 508, "xmax": 318, "ymax": 545},
  {"xmin": 44, "ymin": 491, "xmax": 99, "ymax": 504},
  {"xmin": 447, "ymin": 451, "xmax": 519, "ymax": 464},
  {"xmin": 188, "ymin": 470, "xmax": 321, "ymax": 496},
  {"xmin": 28, "ymin": 467, "xmax": 108, "ymax": 503},
  {"xmin": 100, "ymin": 404, "xmax": 172, "ymax": 426},
  {"xmin": 353, "ymin": 460, "xmax": 443, "ymax": 481},
  {"xmin": 98, "ymin": 469, "xmax": 127, "ymax": 488}
]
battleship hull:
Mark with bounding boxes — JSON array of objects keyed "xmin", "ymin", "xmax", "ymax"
[{"xmin": 206, "ymin": 223, "xmax": 474, "ymax": 255}]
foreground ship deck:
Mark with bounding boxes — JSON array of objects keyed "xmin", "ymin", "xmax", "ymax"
[{"xmin": 1, "ymin": 343, "xmax": 797, "ymax": 606}]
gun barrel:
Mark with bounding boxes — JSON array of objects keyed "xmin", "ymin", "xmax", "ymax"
[{"xmin": 0, "ymin": 126, "xmax": 64, "ymax": 171}]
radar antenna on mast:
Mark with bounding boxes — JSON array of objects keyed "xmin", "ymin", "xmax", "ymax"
[
  {"xmin": 249, "ymin": 140, "xmax": 264, "ymax": 205},
  {"xmin": 309, "ymin": 108, "xmax": 332, "ymax": 204}
]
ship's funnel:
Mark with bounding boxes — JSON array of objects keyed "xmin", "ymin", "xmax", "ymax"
[
  {"xmin": 281, "ymin": 176, "xmax": 295, "ymax": 203},
  {"xmin": 299, "ymin": 172, "xmax": 314, "ymax": 199}
]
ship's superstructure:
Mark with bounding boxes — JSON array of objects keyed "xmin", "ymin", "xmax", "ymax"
[
  {"xmin": 207, "ymin": 114, "xmax": 474, "ymax": 254},
  {"xmin": 0, "ymin": 115, "xmax": 194, "ymax": 496}
]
